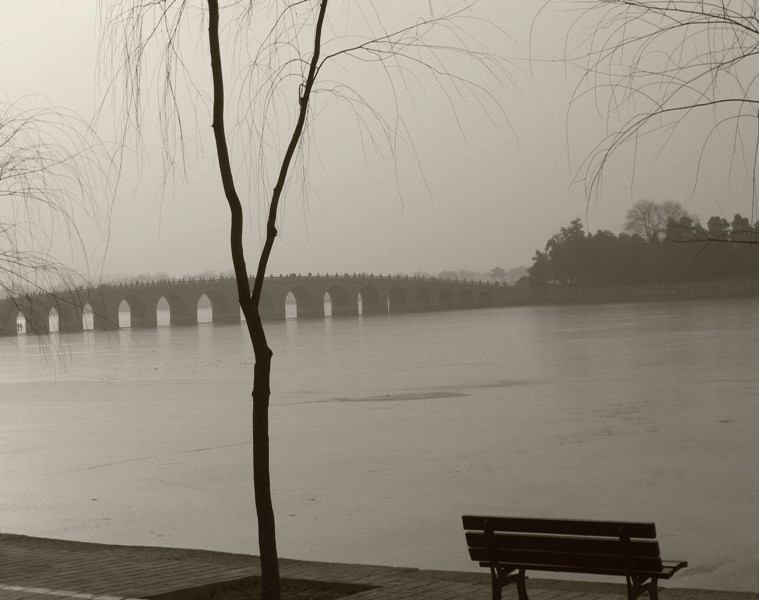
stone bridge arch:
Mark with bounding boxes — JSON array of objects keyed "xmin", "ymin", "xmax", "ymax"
[
  {"xmin": 439, "ymin": 288, "xmax": 453, "ymax": 307},
  {"xmin": 259, "ymin": 290, "xmax": 280, "ymax": 320},
  {"xmin": 48, "ymin": 307, "xmax": 60, "ymax": 333},
  {"xmin": 358, "ymin": 284, "xmax": 385, "ymax": 315},
  {"xmin": 287, "ymin": 285, "xmax": 319, "ymax": 318},
  {"xmin": 159, "ymin": 292, "xmax": 191, "ymax": 327},
  {"xmin": 120, "ymin": 294, "xmax": 154, "ymax": 328},
  {"xmin": 415, "ymin": 287, "xmax": 432, "ymax": 308},
  {"xmin": 82, "ymin": 303, "xmax": 95, "ymax": 330},
  {"xmin": 325, "ymin": 284, "xmax": 356, "ymax": 316},
  {"xmin": 198, "ymin": 288, "xmax": 238, "ymax": 324},
  {"xmin": 23, "ymin": 301, "xmax": 49, "ymax": 335},
  {"xmin": 388, "ymin": 286, "xmax": 407, "ymax": 312},
  {"xmin": 460, "ymin": 289, "xmax": 473, "ymax": 307},
  {"xmin": 60, "ymin": 299, "xmax": 84, "ymax": 333},
  {"xmin": 0, "ymin": 302, "xmax": 27, "ymax": 336}
]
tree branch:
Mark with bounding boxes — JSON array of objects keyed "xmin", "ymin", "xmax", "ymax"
[{"xmin": 251, "ymin": 0, "xmax": 329, "ymax": 308}]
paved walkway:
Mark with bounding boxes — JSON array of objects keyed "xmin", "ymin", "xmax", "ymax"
[{"xmin": 1, "ymin": 534, "xmax": 756, "ymax": 600}]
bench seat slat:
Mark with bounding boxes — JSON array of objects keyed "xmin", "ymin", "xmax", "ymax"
[
  {"xmin": 465, "ymin": 532, "xmax": 661, "ymax": 557},
  {"xmin": 469, "ymin": 548, "xmax": 663, "ymax": 573},
  {"xmin": 476, "ymin": 560, "xmax": 686, "ymax": 579},
  {"xmin": 463, "ymin": 515, "xmax": 657, "ymax": 539}
]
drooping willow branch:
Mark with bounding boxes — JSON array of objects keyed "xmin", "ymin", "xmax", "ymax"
[
  {"xmin": 563, "ymin": 0, "xmax": 759, "ymax": 202},
  {"xmin": 0, "ymin": 101, "xmax": 106, "ymax": 300}
]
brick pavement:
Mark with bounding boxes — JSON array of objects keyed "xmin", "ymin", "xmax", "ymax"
[{"xmin": 1, "ymin": 534, "xmax": 756, "ymax": 600}]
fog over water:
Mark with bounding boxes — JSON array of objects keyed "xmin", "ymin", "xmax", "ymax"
[{"xmin": 2, "ymin": 299, "xmax": 759, "ymax": 592}]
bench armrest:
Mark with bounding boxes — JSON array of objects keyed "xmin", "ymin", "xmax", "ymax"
[{"xmin": 660, "ymin": 560, "xmax": 688, "ymax": 579}]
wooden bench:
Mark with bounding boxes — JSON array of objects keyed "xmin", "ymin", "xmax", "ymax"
[{"xmin": 463, "ymin": 515, "xmax": 687, "ymax": 600}]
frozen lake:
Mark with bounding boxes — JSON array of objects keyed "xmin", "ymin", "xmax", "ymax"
[{"xmin": 2, "ymin": 298, "xmax": 759, "ymax": 592}]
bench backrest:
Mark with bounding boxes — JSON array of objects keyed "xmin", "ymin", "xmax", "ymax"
[{"xmin": 463, "ymin": 515, "xmax": 664, "ymax": 576}]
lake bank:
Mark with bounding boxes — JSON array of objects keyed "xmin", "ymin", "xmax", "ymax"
[
  {"xmin": 6, "ymin": 533, "xmax": 751, "ymax": 600},
  {"xmin": 517, "ymin": 277, "xmax": 759, "ymax": 307}
]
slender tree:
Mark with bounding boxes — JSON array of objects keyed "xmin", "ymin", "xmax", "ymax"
[
  {"xmin": 624, "ymin": 199, "xmax": 691, "ymax": 241},
  {"xmin": 624, "ymin": 199, "xmax": 664, "ymax": 242},
  {"xmin": 101, "ymin": 2, "xmax": 507, "ymax": 599}
]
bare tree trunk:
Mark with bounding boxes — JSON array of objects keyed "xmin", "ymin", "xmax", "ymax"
[
  {"xmin": 252, "ymin": 354, "xmax": 278, "ymax": 600},
  {"xmin": 142, "ymin": 2, "xmax": 490, "ymax": 598},
  {"xmin": 207, "ymin": 1, "xmax": 328, "ymax": 598},
  {"xmin": 207, "ymin": 2, "xmax": 280, "ymax": 599}
]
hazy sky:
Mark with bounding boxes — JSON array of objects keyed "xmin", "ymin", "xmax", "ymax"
[{"xmin": 2, "ymin": 1, "xmax": 755, "ymax": 279}]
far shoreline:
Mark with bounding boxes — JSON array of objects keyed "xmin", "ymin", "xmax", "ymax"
[{"xmin": 509, "ymin": 277, "xmax": 759, "ymax": 309}]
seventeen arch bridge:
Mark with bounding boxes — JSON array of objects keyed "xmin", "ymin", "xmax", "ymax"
[{"xmin": 0, "ymin": 273, "xmax": 521, "ymax": 336}]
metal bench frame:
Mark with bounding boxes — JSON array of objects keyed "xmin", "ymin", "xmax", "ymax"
[{"xmin": 463, "ymin": 515, "xmax": 687, "ymax": 600}]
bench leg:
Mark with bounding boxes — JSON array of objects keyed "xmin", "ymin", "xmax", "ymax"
[
  {"xmin": 491, "ymin": 567, "xmax": 529, "ymax": 600},
  {"xmin": 515, "ymin": 569, "xmax": 528, "ymax": 600},
  {"xmin": 627, "ymin": 576, "xmax": 658, "ymax": 600},
  {"xmin": 490, "ymin": 566, "xmax": 502, "ymax": 600},
  {"xmin": 649, "ymin": 578, "xmax": 659, "ymax": 600},
  {"xmin": 627, "ymin": 576, "xmax": 640, "ymax": 600}
]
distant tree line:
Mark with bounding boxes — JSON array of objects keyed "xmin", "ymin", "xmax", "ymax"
[{"xmin": 529, "ymin": 201, "xmax": 759, "ymax": 286}]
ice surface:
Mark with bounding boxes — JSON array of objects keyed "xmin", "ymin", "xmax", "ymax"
[{"xmin": 2, "ymin": 299, "xmax": 758, "ymax": 591}]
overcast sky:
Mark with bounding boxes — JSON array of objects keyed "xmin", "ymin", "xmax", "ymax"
[{"xmin": 1, "ymin": 1, "xmax": 755, "ymax": 280}]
